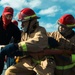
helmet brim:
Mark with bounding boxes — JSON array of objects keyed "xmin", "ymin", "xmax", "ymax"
[{"xmin": 18, "ymin": 16, "xmax": 40, "ymax": 22}]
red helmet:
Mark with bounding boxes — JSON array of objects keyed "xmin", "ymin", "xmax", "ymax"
[
  {"xmin": 58, "ymin": 14, "xmax": 75, "ymax": 28},
  {"xmin": 18, "ymin": 8, "xmax": 40, "ymax": 21},
  {"xmin": 2, "ymin": 6, "xmax": 13, "ymax": 16},
  {"xmin": 12, "ymin": 20, "xmax": 18, "ymax": 26}
]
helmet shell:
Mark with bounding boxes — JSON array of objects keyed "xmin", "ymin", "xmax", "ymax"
[
  {"xmin": 58, "ymin": 14, "xmax": 75, "ymax": 27},
  {"xmin": 18, "ymin": 8, "xmax": 40, "ymax": 21}
]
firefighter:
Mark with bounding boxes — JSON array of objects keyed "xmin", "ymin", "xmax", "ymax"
[
  {"xmin": 47, "ymin": 14, "xmax": 75, "ymax": 75},
  {"xmin": 0, "ymin": 6, "xmax": 21, "ymax": 74},
  {"xmin": 0, "ymin": 8, "xmax": 55, "ymax": 75}
]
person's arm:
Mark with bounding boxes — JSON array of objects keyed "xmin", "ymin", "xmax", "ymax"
[{"xmin": 18, "ymin": 27, "xmax": 48, "ymax": 52}]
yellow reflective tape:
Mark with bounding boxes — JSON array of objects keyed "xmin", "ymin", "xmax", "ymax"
[
  {"xmin": 72, "ymin": 54, "xmax": 75, "ymax": 63},
  {"xmin": 20, "ymin": 42, "xmax": 27, "ymax": 51},
  {"xmin": 32, "ymin": 56, "xmax": 54, "ymax": 64},
  {"xmin": 24, "ymin": 14, "xmax": 36, "ymax": 20},
  {"xmin": 56, "ymin": 63, "xmax": 75, "ymax": 70},
  {"xmin": 67, "ymin": 24, "xmax": 75, "ymax": 27},
  {"xmin": 32, "ymin": 58, "xmax": 41, "ymax": 64}
]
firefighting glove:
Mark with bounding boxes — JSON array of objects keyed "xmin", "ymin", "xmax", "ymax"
[{"xmin": 48, "ymin": 37, "xmax": 59, "ymax": 48}]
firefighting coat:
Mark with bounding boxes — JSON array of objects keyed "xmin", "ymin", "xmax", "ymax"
[
  {"xmin": 18, "ymin": 24, "xmax": 48, "ymax": 53},
  {"xmin": 47, "ymin": 31, "xmax": 75, "ymax": 75}
]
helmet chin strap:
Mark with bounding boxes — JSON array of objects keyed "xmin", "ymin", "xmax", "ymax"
[
  {"xmin": 29, "ymin": 21, "xmax": 38, "ymax": 33},
  {"xmin": 22, "ymin": 18, "xmax": 38, "ymax": 34},
  {"xmin": 26, "ymin": 18, "xmax": 32, "ymax": 34},
  {"xmin": 26, "ymin": 18, "xmax": 38, "ymax": 34}
]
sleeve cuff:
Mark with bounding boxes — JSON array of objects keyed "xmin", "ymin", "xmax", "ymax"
[{"xmin": 18, "ymin": 42, "xmax": 27, "ymax": 51}]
